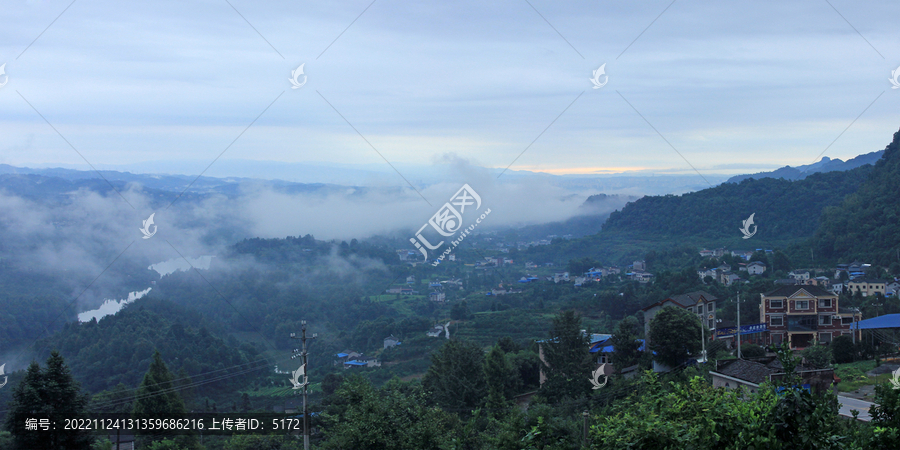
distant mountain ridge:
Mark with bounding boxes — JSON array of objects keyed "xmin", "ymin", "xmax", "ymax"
[{"xmin": 726, "ymin": 150, "xmax": 884, "ymax": 184}]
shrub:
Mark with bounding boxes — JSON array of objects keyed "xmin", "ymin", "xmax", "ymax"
[
  {"xmin": 741, "ymin": 344, "xmax": 766, "ymax": 358},
  {"xmin": 832, "ymin": 335, "xmax": 855, "ymax": 364},
  {"xmin": 801, "ymin": 343, "xmax": 833, "ymax": 369}
]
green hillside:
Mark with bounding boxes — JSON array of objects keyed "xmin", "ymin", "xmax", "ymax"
[{"xmin": 813, "ymin": 127, "xmax": 900, "ymax": 267}]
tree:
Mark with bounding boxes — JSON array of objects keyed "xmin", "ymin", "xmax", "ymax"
[
  {"xmin": 422, "ymin": 339, "xmax": 487, "ymax": 410},
  {"xmin": 741, "ymin": 344, "xmax": 767, "ymax": 358},
  {"xmin": 541, "ymin": 310, "xmax": 593, "ymax": 401},
  {"xmin": 567, "ymin": 257, "xmax": 600, "ymax": 275},
  {"xmin": 706, "ymin": 339, "xmax": 729, "ymax": 361},
  {"xmin": 648, "ymin": 307, "xmax": 701, "ymax": 368},
  {"xmin": 772, "ymin": 250, "xmax": 792, "ymax": 274},
  {"xmin": 609, "ymin": 316, "xmax": 642, "ymax": 369},
  {"xmin": 133, "ymin": 351, "xmax": 187, "ymax": 417},
  {"xmin": 321, "ymin": 376, "xmax": 454, "ymax": 449},
  {"xmin": 831, "ymin": 335, "xmax": 855, "ymax": 364},
  {"xmin": 484, "ymin": 345, "xmax": 520, "ymax": 412},
  {"xmin": 321, "ymin": 372, "xmax": 344, "ymax": 396},
  {"xmin": 801, "ymin": 343, "xmax": 833, "ymax": 369},
  {"xmin": 870, "ymin": 381, "xmax": 900, "ymax": 431},
  {"xmin": 132, "ymin": 351, "xmax": 198, "ymax": 449},
  {"xmin": 3, "ymin": 352, "xmax": 93, "ymax": 450},
  {"xmin": 497, "ymin": 336, "xmax": 521, "ymax": 353},
  {"xmin": 450, "ymin": 300, "xmax": 472, "ymax": 320}
]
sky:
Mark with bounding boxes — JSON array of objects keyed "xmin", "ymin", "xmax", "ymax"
[{"xmin": 1, "ymin": 0, "xmax": 900, "ymax": 183}]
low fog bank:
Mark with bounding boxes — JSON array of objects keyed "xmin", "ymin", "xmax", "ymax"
[{"xmin": 0, "ymin": 156, "xmax": 633, "ymax": 313}]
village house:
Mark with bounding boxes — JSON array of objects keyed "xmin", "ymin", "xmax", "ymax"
[
  {"xmin": 429, "ymin": 291, "xmax": 446, "ymax": 302},
  {"xmin": 731, "ymin": 249, "xmax": 754, "ymax": 261},
  {"xmin": 758, "ymin": 285, "xmax": 861, "ymax": 348},
  {"xmin": 746, "ymin": 261, "xmax": 766, "ymax": 276},
  {"xmin": 830, "ymin": 282, "xmax": 844, "ymax": 295},
  {"xmin": 633, "ymin": 260, "xmax": 646, "ymax": 272},
  {"xmin": 697, "ymin": 267, "xmax": 717, "ymax": 281},
  {"xmin": 887, "ymin": 280, "xmax": 900, "ymax": 296},
  {"xmin": 847, "ymin": 278, "xmax": 888, "ymax": 297},
  {"xmin": 630, "ymin": 272, "xmax": 654, "ymax": 283},
  {"xmin": 642, "ymin": 291, "xmax": 718, "ymax": 349},
  {"xmin": 789, "ymin": 270, "xmax": 810, "ymax": 281},
  {"xmin": 710, "ymin": 358, "xmax": 835, "ymax": 394}
]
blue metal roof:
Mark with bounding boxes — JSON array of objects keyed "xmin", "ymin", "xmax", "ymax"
[
  {"xmin": 854, "ymin": 313, "xmax": 900, "ymax": 330},
  {"xmin": 344, "ymin": 360, "xmax": 367, "ymax": 366},
  {"xmin": 590, "ymin": 339, "xmax": 646, "ymax": 353}
]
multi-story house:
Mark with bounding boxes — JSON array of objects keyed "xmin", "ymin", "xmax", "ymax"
[
  {"xmin": 642, "ymin": 291, "xmax": 718, "ymax": 349},
  {"xmin": 759, "ymin": 285, "xmax": 861, "ymax": 349},
  {"xmin": 747, "ymin": 261, "xmax": 766, "ymax": 276},
  {"xmin": 698, "ymin": 267, "xmax": 717, "ymax": 281},
  {"xmin": 847, "ymin": 279, "xmax": 887, "ymax": 297},
  {"xmin": 887, "ymin": 280, "xmax": 900, "ymax": 297},
  {"xmin": 789, "ymin": 270, "xmax": 810, "ymax": 281}
]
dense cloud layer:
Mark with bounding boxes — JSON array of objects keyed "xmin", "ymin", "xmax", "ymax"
[{"xmin": 0, "ymin": 160, "xmax": 628, "ymax": 312}]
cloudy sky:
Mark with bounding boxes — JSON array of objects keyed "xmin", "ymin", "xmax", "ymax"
[{"xmin": 1, "ymin": 0, "xmax": 899, "ymax": 182}]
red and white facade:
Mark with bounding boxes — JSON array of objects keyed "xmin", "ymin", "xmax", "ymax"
[{"xmin": 759, "ymin": 285, "xmax": 861, "ymax": 349}]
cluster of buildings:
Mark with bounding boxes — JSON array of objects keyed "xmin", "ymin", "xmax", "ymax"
[
  {"xmin": 699, "ymin": 248, "xmax": 759, "ymax": 261},
  {"xmin": 639, "ymin": 286, "xmax": 863, "ymax": 354},
  {"xmin": 334, "ymin": 350, "xmax": 382, "ymax": 369},
  {"xmin": 697, "ymin": 262, "xmax": 765, "ymax": 286}
]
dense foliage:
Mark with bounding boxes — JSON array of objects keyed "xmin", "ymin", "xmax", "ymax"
[
  {"xmin": 32, "ymin": 298, "xmax": 260, "ymax": 395},
  {"xmin": 648, "ymin": 307, "xmax": 701, "ymax": 368},
  {"xmin": 813, "ymin": 127, "xmax": 900, "ymax": 265},
  {"xmin": 4, "ymin": 352, "xmax": 93, "ymax": 450}
]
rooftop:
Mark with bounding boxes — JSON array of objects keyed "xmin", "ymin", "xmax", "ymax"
[{"xmin": 763, "ymin": 285, "xmax": 834, "ymax": 298}]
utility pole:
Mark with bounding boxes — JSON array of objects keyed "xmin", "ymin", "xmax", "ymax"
[
  {"xmin": 582, "ymin": 411, "xmax": 589, "ymax": 447},
  {"xmin": 736, "ymin": 291, "xmax": 742, "ymax": 359},
  {"xmin": 291, "ymin": 321, "xmax": 317, "ymax": 450},
  {"xmin": 699, "ymin": 310, "xmax": 706, "ymax": 362}
]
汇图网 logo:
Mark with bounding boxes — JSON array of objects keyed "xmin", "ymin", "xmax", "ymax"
[{"xmin": 410, "ymin": 184, "xmax": 490, "ymax": 265}]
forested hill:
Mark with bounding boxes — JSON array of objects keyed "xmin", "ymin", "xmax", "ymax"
[
  {"xmin": 812, "ymin": 127, "xmax": 900, "ymax": 267},
  {"xmin": 597, "ymin": 165, "xmax": 871, "ymax": 244}
]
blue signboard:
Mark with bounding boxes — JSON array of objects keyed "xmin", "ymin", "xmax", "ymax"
[{"xmin": 714, "ymin": 323, "xmax": 768, "ymax": 338}]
